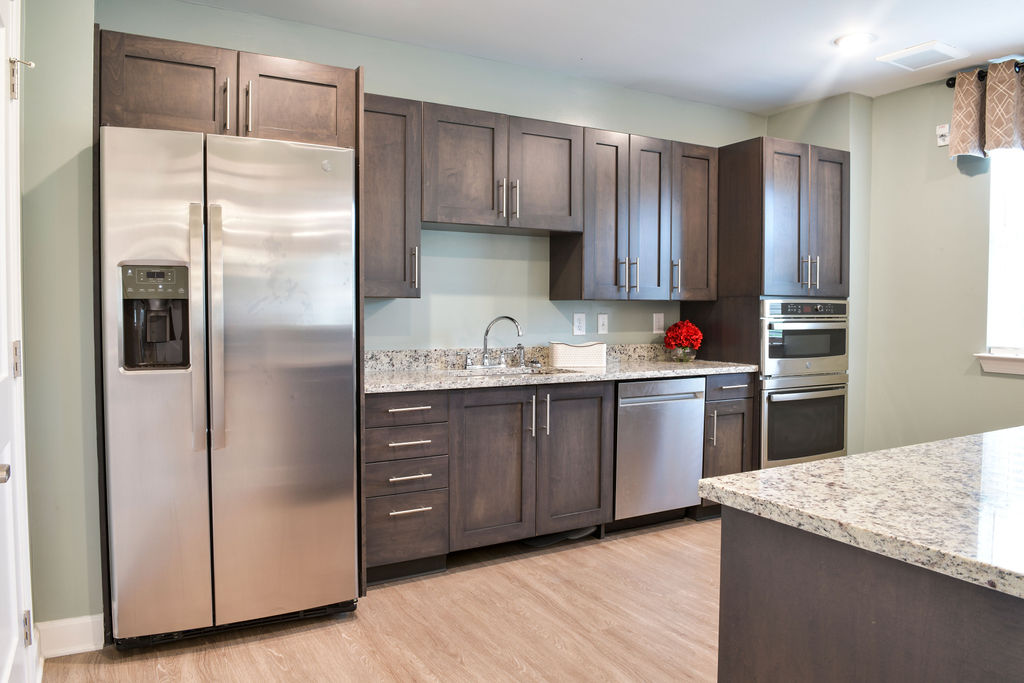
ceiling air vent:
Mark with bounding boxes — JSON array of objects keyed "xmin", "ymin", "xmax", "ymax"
[{"xmin": 876, "ymin": 41, "xmax": 968, "ymax": 71}]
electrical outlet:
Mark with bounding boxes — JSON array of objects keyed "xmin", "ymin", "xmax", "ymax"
[
  {"xmin": 572, "ymin": 312, "xmax": 586, "ymax": 336},
  {"xmin": 597, "ymin": 313, "xmax": 609, "ymax": 335},
  {"xmin": 653, "ymin": 312, "xmax": 665, "ymax": 334},
  {"xmin": 936, "ymin": 123, "xmax": 950, "ymax": 147}
]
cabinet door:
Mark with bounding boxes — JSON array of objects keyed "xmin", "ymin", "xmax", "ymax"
[
  {"xmin": 363, "ymin": 95, "xmax": 422, "ymax": 298},
  {"xmin": 237, "ymin": 52, "xmax": 357, "ymax": 148},
  {"xmin": 449, "ymin": 387, "xmax": 536, "ymax": 551},
  {"xmin": 762, "ymin": 138, "xmax": 811, "ymax": 297},
  {"xmin": 582, "ymin": 128, "xmax": 630, "ymax": 300},
  {"xmin": 629, "ymin": 135, "xmax": 672, "ymax": 300},
  {"xmin": 670, "ymin": 142, "xmax": 718, "ymax": 301},
  {"xmin": 809, "ymin": 146, "xmax": 851, "ymax": 298},
  {"xmin": 422, "ymin": 104, "xmax": 509, "ymax": 227},
  {"xmin": 703, "ymin": 398, "xmax": 754, "ymax": 505},
  {"xmin": 536, "ymin": 383, "xmax": 614, "ymax": 535},
  {"xmin": 100, "ymin": 31, "xmax": 237, "ymax": 134},
  {"xmin": 508, "ymin": 118, "xmax": 583, "ymax": 232}
]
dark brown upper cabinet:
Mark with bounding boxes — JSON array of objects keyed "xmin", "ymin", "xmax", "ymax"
[
  {"xmin": 99, "ymin": 31, "xmax": 360, "ymax": 150},
  {"xmin": 362, "ymin": 94, "xmax": 422, "ymax": 299},
  {"xmin": 670, "ymin": 142, "xmax": 718, "ymax": 301},
  {"xmin": 422, "ymin": 104, "xmax": 583, "ymax": 232},
  {"xmin": 719, "ymin": 137, "xmax": 850, "ymax": 298},
  {"xmin": 628, "ymin": 135, "xmax": 672, "ymax": 300},
  {"xmin": 238, "ymin": 53, "xmax": 358, "ymax": 149},
  {"xmin": 100, "ymin": 31, "xmax": 237, "ymax": 134}
]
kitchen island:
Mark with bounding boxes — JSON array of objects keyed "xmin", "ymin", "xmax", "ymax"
[{"xmin": 699, "ymin": 426, "xmax": 1024, "ymax": 681}]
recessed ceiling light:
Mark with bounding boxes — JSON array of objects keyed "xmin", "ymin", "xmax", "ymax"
[{"xmin": 833, "ymin": 33, "xmax": 876, "ymax": 50}]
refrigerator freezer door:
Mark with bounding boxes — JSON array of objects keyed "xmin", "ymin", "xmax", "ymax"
[
  {"xmin": 100, "ymin": 127, "xmax": 212, "ymax": 638},
  {"xmin": 206, "ymin": 135, "xmax": 357, "ymax": 624}
]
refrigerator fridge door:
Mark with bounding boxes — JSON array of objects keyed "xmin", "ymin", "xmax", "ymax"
[
  {"xmin": 205, "ymin": 135, "xmax": 357, "ymax": 625},
  {"xmin": 100, "ymin": 127, "xmax": 212, "ymax": 638}
]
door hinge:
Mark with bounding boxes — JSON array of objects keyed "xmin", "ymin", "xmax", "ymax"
[
  {"xmin": 9, "ymin": 58, "xmax": 34, "ymax": 101},
  {"xmin": 11, "ymin": 340, "xmax": 21, "ymax": 378},
  {"xmin": 23, "ymin": 610, "xmax": 32, "ymax": 646}
]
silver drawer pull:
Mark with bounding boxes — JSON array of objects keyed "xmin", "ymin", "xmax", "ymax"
[
  {"xmin": 718, "ymin": 384, "xmax": 750, "ymax": 390},
  {"xmin": 387, "ymin": 405, "xmax": 432, "ymax": 413},
  {"xmin": 388, "ymin": 439, "xmax": 432, "ymax": 448},
  {"xmin": 388, "ymin": 473, "xmax": 433, "ymax": 483},
  {"xmin": 389, "ymin": 506, "xmax": 433, "ymax": 517}
]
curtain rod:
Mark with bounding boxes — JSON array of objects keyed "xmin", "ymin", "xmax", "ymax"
[{"xmin": 945, "ymin": 61, "xmax": 1023, "ymax": 88}]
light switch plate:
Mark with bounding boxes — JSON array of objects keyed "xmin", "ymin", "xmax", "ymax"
[
  {"xmin": 653, "ymin": 312, "xmax": 665, "ymax": 334},
  {"xmin": 597, "ymin": 313, "xmax": 609, "ymax": 335},
  {"xmin": 572, "ymin": 312, "xmax": 586, "ymax": 336},
  {"xmin": 936, "ymin": 123, "xmax": 950, "ymax": 147}
]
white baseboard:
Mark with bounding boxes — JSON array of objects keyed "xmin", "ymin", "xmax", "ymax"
[{"xmin": 36, "ymin": 614, "xmax": 104, "ymax": 658}]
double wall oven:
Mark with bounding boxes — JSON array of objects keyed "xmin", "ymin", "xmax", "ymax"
[{"xmin": 760, "ymin": 299, "xmax": 848, "ymax": 468}]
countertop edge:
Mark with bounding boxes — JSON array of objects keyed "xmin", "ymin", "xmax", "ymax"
[{"xmin": 698, "ymin": 479, "xmax": 1024, "ymax": 600}]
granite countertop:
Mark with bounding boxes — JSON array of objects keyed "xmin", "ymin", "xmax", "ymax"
[
  {"xmin": 364, "ymin": 359, "xmax": 758, "ymax": 393},
  {"xmin": 699, "ymin": 426, "xmax": 1024, "ymax": 599}
]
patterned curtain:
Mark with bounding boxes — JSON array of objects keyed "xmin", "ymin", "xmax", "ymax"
[{"xmin": 949, "ymin": 60, "xmax": 1024, "ymax": 157}]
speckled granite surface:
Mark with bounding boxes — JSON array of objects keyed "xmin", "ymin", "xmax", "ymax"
[
  {"xmin": 699, "ymin": 426, "xmax": 1024, "ymax": 599},
  {"xmin": 365, "ymin": 358, "xmax": 758, "ymax": 393},
  {"xmin": 365, "ymin": 343, "xmax": 681, "ymax": 372}
]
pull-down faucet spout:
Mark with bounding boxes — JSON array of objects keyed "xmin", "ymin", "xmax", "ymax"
[{"xmin": 482, "ymin": 316, "xmax": 523, "ymax": 367}]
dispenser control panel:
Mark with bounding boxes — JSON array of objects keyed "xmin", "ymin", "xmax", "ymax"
[{"xmin": 121, "ymin": 265, "xmax": 189, "ymax": 299}]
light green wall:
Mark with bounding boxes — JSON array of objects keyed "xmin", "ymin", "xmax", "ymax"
[
  {"xmin": 22, "ymin": 0, "xmax": 100, "ymax": 621},
  {"xmin": 863, "ymin": 82, "xmax": 1024, "ymax": 451},
  {"xmin": 767, "ymin": 93, "xmax": 874, "ymax": 454}
]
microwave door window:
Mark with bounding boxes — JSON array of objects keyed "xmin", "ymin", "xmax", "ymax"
[
  {"xmin": 766, "ymin": 393, "xmax": 845, "ymax": 463},
  {"xmin": 769, "ymin": 329, "xmax": 845, "ymax": 359}
]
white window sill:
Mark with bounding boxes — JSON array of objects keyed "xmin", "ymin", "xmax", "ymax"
[{"xmin": 975, "ymin": 353, "xmax": 1024, "ymax": 376}]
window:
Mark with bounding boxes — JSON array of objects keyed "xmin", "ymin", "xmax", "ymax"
[{"xmin": 980, "ymin": 149, "xmax": 1024, "ymax": 372}]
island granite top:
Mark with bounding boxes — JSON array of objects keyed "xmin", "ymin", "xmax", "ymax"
[
  {"xmin": 364, "ymin": 359, "xmax": 758, "ymax": 394},
  {"xmin": 699, "ymin": 426, "xmax": 1024, "ymax": 599}
]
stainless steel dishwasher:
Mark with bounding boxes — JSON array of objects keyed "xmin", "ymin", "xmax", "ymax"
[{"xmin": 614, "ymin": 377, "xmax": 706, "ymax": 520}]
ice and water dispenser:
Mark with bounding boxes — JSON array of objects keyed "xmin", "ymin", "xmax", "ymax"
[{"xmin": 121, "ymin": 265, "xmax": 189, "ymax": 369}]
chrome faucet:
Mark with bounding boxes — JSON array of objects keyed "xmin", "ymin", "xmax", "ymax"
[{"xmin": 482, "ymin": 316, "xmax": 523, "ymax": 367}]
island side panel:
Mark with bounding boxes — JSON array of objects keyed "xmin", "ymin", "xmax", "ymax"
[{"xmin": 718, "ymin": 507, "xmax": 1024, "ymax": 682}]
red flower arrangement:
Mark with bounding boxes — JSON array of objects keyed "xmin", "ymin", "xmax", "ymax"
[{"xmin": 664, "ymin": 319, "xmax": 703, "ymax": 350}]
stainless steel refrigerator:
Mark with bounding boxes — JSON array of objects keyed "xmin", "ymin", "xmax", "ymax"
[{"xmin": 100, "ymin": 126, "xmax": 357, "ymax": 643}]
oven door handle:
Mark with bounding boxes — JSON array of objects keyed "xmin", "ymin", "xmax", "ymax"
[
  {"xmin": 767, "ymin": 322, "xmax": 847, "ymax": 331},
  {"xmin": 768, "ymin": 388, "xmax": 847, "ymax": 402}
]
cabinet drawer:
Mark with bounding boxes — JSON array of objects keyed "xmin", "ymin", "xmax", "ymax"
[
  {"xmin": 366, "ymin": 489, "xmax": 449, "ymax": 567},
  {"xmin": 364, "ymin": 423, "xmax": 449, "ymax": 463},
  {"xmin": 706, "ymin": 373, "xmax": 755, "ymax": 400},
  {"xmin": 365, "ymin": 455, "xmax": 449, "ymax": 497},
  {"xmin": 365, "ymin": 391, "xmax": 448, "ymax": 428}
]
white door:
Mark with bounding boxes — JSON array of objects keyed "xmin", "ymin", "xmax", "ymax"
[{"xmin": 0, "ymin": 0, "xmax": 36, "ymax": 679}]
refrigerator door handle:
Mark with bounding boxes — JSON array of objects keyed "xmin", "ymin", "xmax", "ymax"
[
  {"xmin": 209, "ymin": 203, "xmax": 226, "ymax": 450},
  {"xmin": 189, "ymin": 202, "xmax": 207, "ymax": 451}
]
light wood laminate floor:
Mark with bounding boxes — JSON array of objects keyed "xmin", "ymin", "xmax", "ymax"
[{"xmin": 44, "ymin": 517, "xmax": 721, "ymax": 682}]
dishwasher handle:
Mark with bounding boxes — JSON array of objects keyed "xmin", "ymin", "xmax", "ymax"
[{"xmin": 618, "ymin": 391, "xmax": 704, "ymax": 407}]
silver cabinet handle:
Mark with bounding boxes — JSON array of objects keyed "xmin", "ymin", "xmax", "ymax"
[
  {"xmin": 546, "ymin": 393, "xmax": 551, "ymax": 435},
  {"xmin": 224, "ymin": 77, "xmax": 231, "ymax": 131},
  {"xmin": 673, "ymin": 258, "xmax": 682, "ymax": 293},
  {"xmin": 0, "ymin": 464, "xmax": 10, "ymax": 484},
  {"xmin": 388, "ymin": 473, "xmax": 433, "ymax": 483},
  {"xmin": 208, "ymin": 204, "xmax": 226, "ymax": 450},
  {"xmin": 618, "ymin": 260, "xmax": 628, "ymax": 289},
  {"xmin": 188, "ymin": 202, "xmax": 207, "ymax": 451},
  {"xmin": 710, "ymin": 409, "xmax": 718, "ymax": 446},
  {"xmin": 499, "ymin": 178, "xmax": 507, "ymax": 218},
  {"xmin": 531, "ymin": 394, "xmax": 536, "ymax": 437},
  {"xmin": 814, "ymin": 255, "xmax": 821, "ymax": 290},
  {"xmin": 387, "ymin": 439, "xmax": 432, "ymax": 448},
  {"xmin": 246, "ymin": 79, "xmax": 254, "ymax": 133},
  {"xmin": 389, "ymin": 506, "xmax": 433, "ymax": 517},
  {"xmin": 514, "ymin": 179, "xmax": 520, "ymax": 218},
  {"xmin": 412, "ymin": 246, "xmax": 420, "ymax": 289},
  {"xmin": 631, "ymin": 258, "xmax": 640, "ymax": 292},
  {"xmin": 387, "ymin": 405, "xmax": 432, "ymax": 413},
  {"xmin": 718, "ymin": 384, "xmax": 750, "ymax": 390}
]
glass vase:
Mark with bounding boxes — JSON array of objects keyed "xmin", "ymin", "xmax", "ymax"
[{"xmin": 670, "ymin": 347, "xmax": 696, "ymax": 362}]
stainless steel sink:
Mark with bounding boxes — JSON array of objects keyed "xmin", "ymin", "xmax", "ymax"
[{"xmin": 452, "ymin": 366, "xmax": 580, "ymax": 377}]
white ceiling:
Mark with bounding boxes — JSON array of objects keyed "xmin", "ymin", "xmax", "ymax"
[{"xmin": 188, "ymin": 0, "xmax": 1024, "ymax": 114}]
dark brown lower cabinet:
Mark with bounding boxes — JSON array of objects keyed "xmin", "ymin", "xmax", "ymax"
[
  {"xmin": 535, "ymin": 383, "xmax": 614, "ymax": 535},
  {"xmin": 702, "ymin": 398, "xmax": 754, "ymax": 506},
  {"xmin": 449, "ymin": 382, "xmax": 614, "ymax": 551}
]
